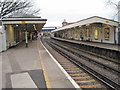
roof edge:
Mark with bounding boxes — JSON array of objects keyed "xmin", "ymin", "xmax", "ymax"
[
  {"xmin": 76, "ymin": 16, "xmax": 118, "ymax": 23},
  {"xmin": 2, "ymin": 17, "xmax": 47, "ymax": 21}
]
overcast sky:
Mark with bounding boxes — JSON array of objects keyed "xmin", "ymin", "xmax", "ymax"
[{"xmin": 33, "ymin": 0, "xmax": 119, "ymax": 27}]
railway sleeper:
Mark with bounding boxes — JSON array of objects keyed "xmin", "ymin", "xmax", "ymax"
[
  {"xmin": 46, "ymin": 40, "xmax": 120, "ymax": 89},
  {"xmin": 50, "ymin": 41, "xmax": 120, "ymax": 75},
  {"xmin": 46, "ymin": 41, "xmax": 120, "ymax": 89}
]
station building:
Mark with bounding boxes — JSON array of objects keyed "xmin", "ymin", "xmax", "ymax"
[
  {"xmin": 52, "ymin": 16, "xmax": 119, "ymax": 44},
  {"xmin": 0, "ymin": 16, "xmax": 47, "ymax": 52}
]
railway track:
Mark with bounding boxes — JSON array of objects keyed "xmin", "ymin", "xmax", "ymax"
[
  {"xmin": 50, "ymin": 39, "xmax": 120, "ymax": 75},
  {"xmin": 42, "ymin": 37, "xmax": 120, "ymax": 89},
  {"xmin": 52, "ymin": 37, "xmax": 120, "ymax": 64}
]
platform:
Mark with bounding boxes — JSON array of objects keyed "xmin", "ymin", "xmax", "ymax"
[
  {"xmin": 52, "ymin": 37, "xmax": 120, "ymax": 51},
  {"xmin": 2, "ymin": 38, "xmax": 77, "ymax": 89}
]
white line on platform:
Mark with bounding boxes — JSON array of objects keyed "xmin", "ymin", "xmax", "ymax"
[{"xmin": 40, "ymin": 39, "xmax": 81, "ymax": 89}]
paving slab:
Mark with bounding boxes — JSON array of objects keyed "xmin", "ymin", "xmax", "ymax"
[
  {"xmin": 11, "ymin": 72, "xmax": 37, "ymax": 88},
  {"xmin": 4, "ymin": 69, "xmax": 46, "ymax": 89},
  {"xmin": 28, "ymin": 69, "xmax": 47, "ymax": 88}
]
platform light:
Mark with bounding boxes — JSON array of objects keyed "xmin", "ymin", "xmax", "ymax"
[
  {"xmin": 86, "ymin": 24, "xmax": 90, "ymax": 26},
  {"xmin": 73, "ymin": 27, "xmax": 75, "ymax": 29},
  {"xmin": 105, "ymin": 21, "xmax": 109, "ymax": 23},
  {"xmin": 75, "ymin": 26, "xmax": 79, "ymax": 28},
  {"xmin": 16, "ymin": 25, "xmax": 18, "ymax": 27}
]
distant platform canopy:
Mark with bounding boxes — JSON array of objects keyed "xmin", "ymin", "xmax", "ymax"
[
  {"xmin": 41, "ymin": 27, "xmax": 57, "ymax": 32},
  {"xmin": 51, "ymin": 16, "xmax": 119, "ymax": 44},
  {"xmin": 52, "ymin": 16, "xmax": 118, "ymax": 32}
]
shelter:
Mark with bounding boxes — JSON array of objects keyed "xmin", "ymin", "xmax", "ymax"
[
  {"xmin": 52, "ymin": 16, "xmax": 119, "ymax": 44},
  {"xmin": 1, "ymin": 16, "xmax": 47, "ymax": 51}
]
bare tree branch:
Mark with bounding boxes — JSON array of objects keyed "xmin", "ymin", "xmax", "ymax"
[
  {"xmin": 106, "ymin": 0, "xmax": 120, "ymax": 20},
  {"xmin": 0, "ymin": 0, "xmax": 40, "ymax": 18}
]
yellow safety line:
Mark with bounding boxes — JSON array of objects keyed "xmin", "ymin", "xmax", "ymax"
[
  {"xmin": 37, "ymin": 41, "xmax": 51, "ymax": 89},
  {"xmin": 38, "ymin": 50, "xmax": 51, "ymax": 89}
]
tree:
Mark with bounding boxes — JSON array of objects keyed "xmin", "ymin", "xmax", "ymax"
[
  {"xmin": 106, "ymin": 0, "xmax": 120, "ymax": 20},
  {"xmin": 0, "ymin": 0, "xmax": 40, "ymax": 18}
]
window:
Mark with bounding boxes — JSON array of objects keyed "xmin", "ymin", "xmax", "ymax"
[
  {"xmin": 104, "ymin": 28, "xmax": 110, "ymax": 40},
  {"xmin": 94, "ymin": 29, "xmax": 98, "ymax": 40},
  {"xmin": 80, "ymin": 30, "xmax": 84, "ymax": 40}
]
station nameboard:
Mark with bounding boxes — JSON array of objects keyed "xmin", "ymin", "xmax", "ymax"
[{"xmin": 21, "ymin": 21, "xmax": 26, "ymax": 23}]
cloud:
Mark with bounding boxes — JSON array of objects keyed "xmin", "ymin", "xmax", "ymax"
[{"xmin": 33, "ymin": 0, "xmax": 118, "ymax": 26}]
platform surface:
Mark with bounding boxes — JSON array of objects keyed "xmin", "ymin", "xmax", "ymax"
[
  {"xmin": 2, "ymin": 39, "xmax": 75, "ymax": 89},
  {"xmin": 53, "ymin": 37, "xmax": 120, "ymax": 51}
]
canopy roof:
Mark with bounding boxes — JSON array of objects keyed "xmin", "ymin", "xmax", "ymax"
[
  {"xmin": 2, "ymin": 17, "xmax": 47, "ymax": 31},
  {"xmin": 52, "ymin": 16, "xmax": 118, "ymax": 32}
]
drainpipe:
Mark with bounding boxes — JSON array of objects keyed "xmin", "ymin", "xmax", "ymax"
[{"xmin": 118, "ymin": 1, "xmax": 120, "ymax": 45}]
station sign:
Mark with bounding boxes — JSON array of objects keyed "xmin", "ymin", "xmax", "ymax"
[{"xmin": 21, "ymin": 21, "xmax": 26, "ymax": 23}]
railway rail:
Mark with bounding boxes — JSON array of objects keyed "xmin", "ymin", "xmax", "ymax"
[
  {"xmin": 52, "ymin": 37, "xmax": 120, "ymax": 63},
  {"xmin": 50, "ymin": 39, "xmax": 120, "ymax": 75},
  {"xmin": 42, "ymin": 37, "xmax": 120, "ymax": 89}
]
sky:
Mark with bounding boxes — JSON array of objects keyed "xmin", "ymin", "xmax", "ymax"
[{"xmin": 33, "ymin": 0, "xmax": 119, "ymax": 27}]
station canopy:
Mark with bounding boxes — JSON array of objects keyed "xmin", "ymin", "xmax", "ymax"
[
  {"xmin": 52, "ymin": 16, "xmax": 118, "ymax": 32},
  {"xmin": 1, "ymin": 14, "xmax": 47, "ymax": 32}
]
